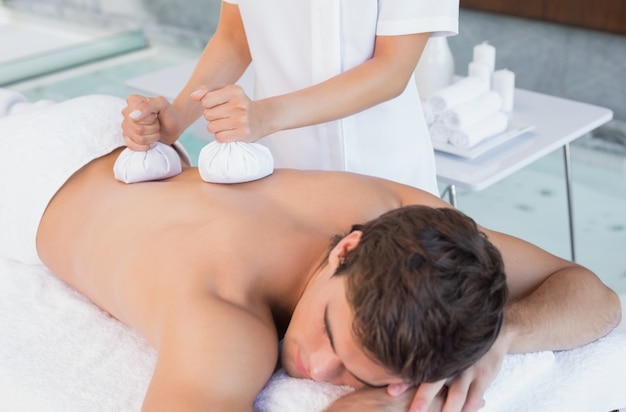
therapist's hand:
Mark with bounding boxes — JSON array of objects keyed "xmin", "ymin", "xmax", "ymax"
[
  {"xmin": 191, "ymin": 85, "xmax": 266, "ymax": 143},
  {"xmin": 121, "ymin": 94, "xmax": 183, "ymax": 151},
  {"xmin": 387, "ymin": 334, "xmax": 508, "ymax": 412}
]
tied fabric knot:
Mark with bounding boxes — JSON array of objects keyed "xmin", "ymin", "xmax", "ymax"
[{"xmin": 198, "ymin": 141, "xmax": 274, "ymax": 184}]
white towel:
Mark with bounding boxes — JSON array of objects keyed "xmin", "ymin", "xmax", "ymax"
[
  {"xmin": 428, "ymin": 77, "xmax": 490, "ymax": 113},
  {"xmin": 1, "ymin": 256, "xmax": 626, "ymax": 411},
  {"xmin": 198, "ymin": 140, "xmax": 274, "ymax": 184},
  {"xmin": 422, "ymin": 101, "xmax": 436, "ymax": 126},
  {"xmin": 0, "ymin": 257, "xmax": 155, "ymax": 411},
  {"xmin": 0, "ymin": 88, "xmax": 27, "ymax": 116},
  {"xmin": 481, "ymin": 351, "xmax": 555, "ymax": 411},
  {"xmin": 9, "ymin": 99, "xmax": 55, "ymax": 115},
  {"xmin": 449, "ymin": 112, "xmax": 509, "ymax": 148},
  {"xmin": 257, "ymin": 334, "xmax": 626, "ymax": 412},
  {"xmin": 257, "ymin": 351, "xmax": 558, "ymax": 412},
  {"xmin": 428, "ymin": 122, "xmax": 453, "ymax": 143},
  {"xmin": 441, "ymin": 91, "xmax": 503, "ymax": 130},
  {"xmin": 0, "ymin": 94, "xmax": 127, "ymax": 265},
  {"xmin": 254, "ymin": 370, "xmax": 353, "ymax": 412},
  {"xmin": 0, "ymin": 88, "xmax": 56, "ymax": 117}
]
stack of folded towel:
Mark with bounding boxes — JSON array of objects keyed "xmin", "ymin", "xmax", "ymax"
[{"xmin": 424, "ymin": 42, "xmax": 516, "ymax": 149}]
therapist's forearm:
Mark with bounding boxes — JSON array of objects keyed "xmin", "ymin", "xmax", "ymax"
[
  {"xmin": 256, "ymin": 33, "xmax": 429, "ymax": 137},
  {"xmin": 502, "ymin": 267, "xmax": 621, "ymax": 354},
  {"xmin": 173, "ymin": 2, "xmax": 252, "ymax": 136}
]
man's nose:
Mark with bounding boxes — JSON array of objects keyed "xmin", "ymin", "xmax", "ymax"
[{"xmin": 308, "ymin": 349, "xmax": 343, "ymax": 382}]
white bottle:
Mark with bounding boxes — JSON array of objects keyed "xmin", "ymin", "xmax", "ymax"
[{"xmin": 414, "ymin": 36, "xmax": 455, "ymax": 101}]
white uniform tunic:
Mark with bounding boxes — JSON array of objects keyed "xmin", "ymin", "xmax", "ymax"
[{"xmin": 224, "ymin": 0, "xmax": 459, "ymax": 194}]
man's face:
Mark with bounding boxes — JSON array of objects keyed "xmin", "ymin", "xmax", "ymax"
[{"xmin": 281, "ymin": 274, "xmax": 404, "ymax": 389}]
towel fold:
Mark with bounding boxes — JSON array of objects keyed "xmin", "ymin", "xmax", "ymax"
[
  {"xmin": 481, "ymin": 351, "xmax": 555, "ymax": 411},
  {"xmin": 254, "ymin": 370, "xmax": 353, "ymax": 412},
  {"xmin": 0, "ymin": 89, "xmax": 27, "ymax": 116},
  {"xmin": 441, "ymin": 91, "xmax": 502, "ymax": 130},
  {"xmin": 449, "ymin": 112, "xmax": 509, "ymax": 148},
  {"xmin": 428, "ymin": 77, "xmax": 489, "ymax": 113},
  {"xmin": 9, "ymin": 99, "xmax": 55, "ymax": 115},
  {"xmin": 198, "ymin": 141, "xmax": 274, "ymax": 184}
]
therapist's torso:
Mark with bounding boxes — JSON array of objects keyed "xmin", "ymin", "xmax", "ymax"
[{"xmin": 227, "ymin": 0, "xmax": 459, "ymax": 195}]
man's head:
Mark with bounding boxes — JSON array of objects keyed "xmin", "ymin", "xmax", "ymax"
[{"xmin": 337, "ymin": 205, "xmax": 508, "ymax": 384}]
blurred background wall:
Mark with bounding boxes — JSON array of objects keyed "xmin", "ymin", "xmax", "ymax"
[{"xmin": 4, "ymin": 0, "xmax": 625, "ymax": 127}]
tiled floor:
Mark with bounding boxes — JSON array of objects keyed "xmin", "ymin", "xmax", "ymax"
[{"xmin": 7, "ymin": 41, "xmax": 626, "ymax": 297}]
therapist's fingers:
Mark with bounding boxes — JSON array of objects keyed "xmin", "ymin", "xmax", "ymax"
[
  {"xmin": 191, "ymin": 84, "xmax": 246, "ymax": 111},
  {"xmin": 190, "ymin": 86, "xmax": 210, "ymax": 101},
  {"xmin": 192, "ymin": 85, "xmax": 258, "ymax": 143},
  {"xmin": 123, "ymin": 94, "xmax": 168, "ymax": 122},
  {"xmin": 123, "ymin": 94, "xmax": 149, "ymax": 122},
  {"xmin": 122, "ymin": 124, "xmax": 160, "ymax": 151},
  {"xmin": 121, "ymin": 95, "xmax": 163, "ymax": 151}
]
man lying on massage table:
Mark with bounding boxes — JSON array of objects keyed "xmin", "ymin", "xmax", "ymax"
[{"xmin": 1, "ymin": 96, "xmax": 621, "ymax": 412}]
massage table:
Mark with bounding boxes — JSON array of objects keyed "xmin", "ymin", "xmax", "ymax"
[
  {"xmin": 0, "ymin": 91, "xmax": 625, "ymax": 411},
  {"xmin": 1, "ymin": 256, "xmax": 625, "ymax": 411}
]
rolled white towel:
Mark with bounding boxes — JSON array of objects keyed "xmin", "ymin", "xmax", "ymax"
[
  {"xmin": 198, "ymin": 141, "xmax": 274, "ymax": 184},
  {"xmin": 441, "ymin": 91, "xmax": 503, "ymax": 130},
  {"xmin": 449, "ymin": 112, "xmax": 509, "ymax": 148},
  {"xmin": 422, "ymin": 101, "xmax": 436, "ymax": 126},
  {"xmin": 428, "ymin": 77, "xmax": 489, "ymax": 113},
  {"xmin": 0, "ymin": 89, "xmax": 27, "ymax": 117},
  {"xmin": 428, "ymin": 122, "xmax": 453, "ymax": 143},
  {"xmin": 114, "ymin": 142, "xmax": 183, "ymax": 184}
]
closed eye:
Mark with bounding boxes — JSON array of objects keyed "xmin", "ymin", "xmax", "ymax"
[{"xmin": 323, "ymin": 305, "xmax": 386, "ymax": 389}]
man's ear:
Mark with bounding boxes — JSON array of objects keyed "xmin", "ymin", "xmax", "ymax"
[{"xmin": 329, "ymin": 230, "xmax": 363, "ymax": 266}]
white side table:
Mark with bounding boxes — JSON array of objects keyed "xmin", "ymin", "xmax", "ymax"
[{"xmin": 435, "ymin": 89, "xmax": 613, "ymax": 261}]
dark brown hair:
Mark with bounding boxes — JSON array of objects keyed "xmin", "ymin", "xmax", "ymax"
[{"xmin": 336, "ymin": 205, "xmax": 508, "ymax": 384}]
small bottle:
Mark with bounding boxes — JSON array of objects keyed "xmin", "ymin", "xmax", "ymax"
[{"xmin": 414, "ymin": 36, "xmax": 455, "ymax": 101}]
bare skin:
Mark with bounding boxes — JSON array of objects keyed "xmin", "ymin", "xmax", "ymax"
[{"xmin": 36, "ymin": 150, "xmax": 621, "ymax": 412}]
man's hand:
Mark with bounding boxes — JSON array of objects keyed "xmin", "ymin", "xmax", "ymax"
[
  {"xmin": 388, "ymin": 333, "xmax": 509, "ymax": 412},
  {"xmin": 121, "ymin": 94, "xmax": 183, "ymax": 150},
  {"xmin": 324, "ymin": 386, "xmax": 445, "ymax": 412}
]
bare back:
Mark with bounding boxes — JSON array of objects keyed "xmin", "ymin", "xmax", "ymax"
[{"xmin": 36, "ymin": 149, "xmax": 438, "ymax": 410}]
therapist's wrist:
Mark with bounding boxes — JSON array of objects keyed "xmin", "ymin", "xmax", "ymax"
[{"xmin": 254, "ymin": 97, "xmax": 282, "ymax": 138}]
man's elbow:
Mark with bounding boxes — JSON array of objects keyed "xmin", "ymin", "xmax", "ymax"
[
  {"xmin": 599, "ymin": 286, "xmax": 622, "ymax": 335},
  {"xmin": 608, "ymin": 289, "xmax": 622, "ymax": 331}
]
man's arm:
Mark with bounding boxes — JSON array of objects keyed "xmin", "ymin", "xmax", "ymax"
[
  {"xmin": 325, "ymin": 387, "xmax": 444, "ymax": 412},
  {"xmin": 141, "ymin": 296, "xmax": 278, "ymax": 412},
  {"xmin": 407, "ymin": 226, "xmax": 620, "ymax": 412},
  {"xmin": 395, "ymin": 183, "xmax": 621, "ymax": 351},
  {"xmin": 487, "ymin": 227, "xmax": 621, "ymax": 352}
]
